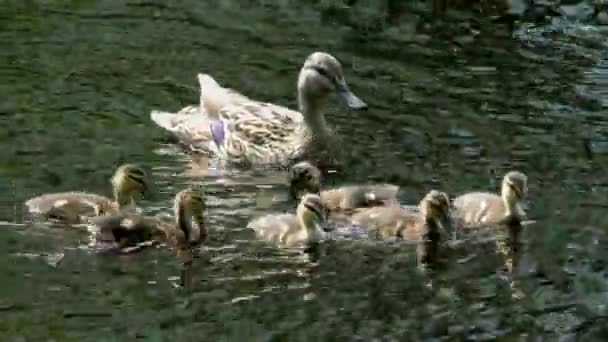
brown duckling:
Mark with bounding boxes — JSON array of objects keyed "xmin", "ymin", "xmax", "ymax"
[
  {"xmin": 25, "ymin": 164, "xmax": 148, "ymax": 225},
  {"xmin": 248, "ymin": 193, "xmax": 328, "ymax": 248},
  {"xmin": 288, "ymin": 161, "xmax": 399, "ymax": 211},
  {"xmin": 90, "ymin": 188, "xmax": 207, "ymax": 259},
  {"xmin": 452, "ymin": 171, "xmax": 528, "ymax": 227},
  {"xmin": 344, "ymin": 190, "xmax": 452, "ymax": 266}
]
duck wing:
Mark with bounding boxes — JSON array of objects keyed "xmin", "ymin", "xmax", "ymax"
[
  {"xmin": 151, "ymin": 105, "xmax": 222, "ymax": 155},
  {"xmin": 25, "ymin": 192, "xmax": 113, "ymax": 223}
]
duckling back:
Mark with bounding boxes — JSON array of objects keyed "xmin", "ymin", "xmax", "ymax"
[
  {"xmin": 247, "ymin": 213, "xmax": 301, "ymax": 246},
  {"xmin": 349, "ymin": 205, "xmax": 424, "ymax": 240},
  {"xmin": 452, "ymin": 192, "xmax": 506, "ymax": 226},
  {"xmin": 89, "ymin": 213, "xmax": 163, "ymax": 246},
  {"xmin": 321, "ymin": 184, "xmax": 400, "ymax": 211},
  {"xmin": 25, "ymin": 192, "xmax": 115, "ymax": 224}
]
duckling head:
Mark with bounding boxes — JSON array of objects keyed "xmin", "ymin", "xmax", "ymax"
[
  {"xmin": 420, "ymin": 190, "xmax": 452, "ymax": 235},
  {"xmin": 174, "ymin": 186, "xmax": 207, "ymax": 245},
  {"xmin": 288, "ymin": 161, "xmax": 322, "ymax": 200},
  {"xmin": 297, "ymin": 52, "xmax": 367, "ymax": 111},
  {"xmin": 111, "ymin": 164, "xmax": 148, "ymax": 208},
  {"xmin": 500, "ymin": 171, "xmax": 528, "ymax": 217},
  {"xmin": 296, "ymin": 193, "xmax": 327, "ymax": 233}
]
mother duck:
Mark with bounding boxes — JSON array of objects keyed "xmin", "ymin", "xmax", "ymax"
[{"xmin": 150, "ymin": 52, "xmax": 367, "ymax": 169}]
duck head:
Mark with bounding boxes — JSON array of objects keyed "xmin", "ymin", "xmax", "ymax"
[
  {"xmin": 296, "ymin": 193, "xmax": 327, "ymax": 235},
  {"xmin": 174, "ymin": 186, "xmax": 207, "ymax": 246},
  {"xmin": 111, "ymin": 164, "xmax": 148, "ymax": 209},
  {"xmin": 500, "ymin": 171, "xmax": 528, "ymax": 219},
  {"xmin": 420, "ymin": 190, "xmax": 452, "ymax": 237},
  {"xmin": 288, "ymin": 161, "xmax": 322, "ymax": 200},
  {"xmin": 297, "ymin": 52, "xmax": 367, "ymax": 111}
]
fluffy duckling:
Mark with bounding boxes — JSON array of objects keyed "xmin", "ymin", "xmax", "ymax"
[
  {"xmin": 90, "ymin": 188, "xmax": 207, "ymax": 256},
  {"xmin": 346, "ymin": 190, "xmax": 452, "ymax": 265},
  {"xmin": 150, "ymin": 52, "xmax": 367, "ymax": 169},
  {"xmin": 452, "ymin": 171, "xmax": 528, "ymax": 227},
  {"xmin": 288, "ymin": 161, "xmax": 399, "ymax": 211},
  {"xmin": 248, "ymin": 193, "xmax": 328, "ymax": 248},
  {"xmin": 25, "ymin": 164, "xmax": 148, "ymax": 225}
]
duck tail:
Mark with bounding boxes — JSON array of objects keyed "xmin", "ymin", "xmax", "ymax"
[
  {"xmin": 197, "ymin": 73, "xmax": 251, "ymax": 117},
  {"xmin": 150, "ymin": 110, "xmax": 178, "ymax": 132},
  {"xmin": 197, "ymin": 73, "xmax": 221, "ymax": 89}
]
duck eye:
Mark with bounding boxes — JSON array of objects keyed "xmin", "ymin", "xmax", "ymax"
[
  {"xmin": 311, "ymin": 66, "xmax": 333, "ymax": 82},
  {"xmin": 508, "ymin": 184, "xmax": 523, "ymax": 198}
]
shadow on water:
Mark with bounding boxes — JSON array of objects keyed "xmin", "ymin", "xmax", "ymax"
[{"xmin": 2, "ymin": 0, "xmax": 608, "ymax": 339}]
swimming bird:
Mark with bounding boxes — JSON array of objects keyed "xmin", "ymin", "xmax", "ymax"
[
  {"xmin": 91, "ymin": 187, "xmax": 207, "ymax": 287},
  {"xmin": 452, "ymin": 171, "xmax": 528, "ymax": 227},
  {"xmin": 25, "ymin": 164, "xmax": 148, "ymax": 225},
  {"xmin": 90, "ymin": 187, "xmax": 207, "ymax": 257},
  {"xmin": 341, "ymin": 190, "xmax": 452, "ymax": 266},
  {"xmin": 287, "ymin": 161, "xmax": 399, "ymax": 212},
  {"xmin": 150, "ymin": 51, "xmax": 367, "ymax": 169},
  {"xmin": 248, "ymin": 193, "xmax": 328, "ymax": 248}
]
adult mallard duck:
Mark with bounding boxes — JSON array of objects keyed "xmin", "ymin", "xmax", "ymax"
[
  {"xmin": 342, "ymin": 190, "xmax": 452, "ymax": 266},
  {"xmin": 288, "ymin": 161, "xmax": 399, "ymax": 211},
  {"xmin": 150, "ymin": 51, "xmax": 367, "ymax": 169},
  {"xmin": 247, "ymin": 193, "xmax": 329, "ymax": 248},
  {"xmin": 25, "ymin": 164, "xmax": 148, "ymax": 225},
  {"xmin": 452, "ymin": 171, "xmax": 528, "ymax": 227}
]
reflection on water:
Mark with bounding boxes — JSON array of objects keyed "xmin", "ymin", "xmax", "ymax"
[{"xmin": 2, "ymin": 0, "xmax": 608, "ymax": 340}]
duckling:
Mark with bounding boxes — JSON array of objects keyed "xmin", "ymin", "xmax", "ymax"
[
  {"xmin": 344, "ymin": 190, "xmax": 452, "ymax": 265},
  {"xmin": 90, "ymin": 187, "xmax": 207, "ymax": 256},
  {"xmin": 91, "ymin": 188, "xmax": 206, "ymax": 287},
  {"xmin": 288, "ymin": 161, "xmax": 399, "ymax": 211},
  {"xmin": 248, "ymin": 193, "xmax": 328, "ymax": 248},
  {"xmin": 452, "ymin": 171, "xmax": 528, "ymax": 227},
  {"xmin": 25, "ymin": 164, "xmax": 148, "ymax": 225},
  {"xmin": 150, "ymin": 51, "xmax": 368, "ymax": 169}
]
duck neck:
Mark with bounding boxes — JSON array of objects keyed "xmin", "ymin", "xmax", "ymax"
[
  {"xmin": 297, "ymin": 213, "xmax": 323, "ymax": 240},
  {"xmin": 114, "ymin": 189, "xmax": 133, "ymax": 210},
  {"xmin": 176, "ymin": 204, "xmax": 193, "ymax": 242},
  {"xmin": 501, "ymin": 185, "xmax": 523, "ymax": 218},
  {"xmin": 298, "ymin": 91, "xmax": 330, "ymax": 142},
  {"xmin": 175, "ymin": 206, "xmax": 206, "ymax": 244},
  {"xmin": 424, "ymin": 217, "xmax": 441, "ymax": 242}
]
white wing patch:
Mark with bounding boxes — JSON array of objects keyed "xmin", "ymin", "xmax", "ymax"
[
  {"xmin": 52, "ymin": 199, "xmax": 69, "ymax": 208},
  {"xmin": 120, "ymin": 218, "xmax": 136, "ymax": 229}
]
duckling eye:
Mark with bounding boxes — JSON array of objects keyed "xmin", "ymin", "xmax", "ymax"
[
  {"xmin": 189, "ymin": 194, "xmax": 202, "ymax": 204},
  {"xmin": 127, "ymin": 174, "xmax": 146, "ymax": 187},
  {"xmin": 304, "ymin": 203, "xmax": 324, "ymax": 220},
  {"xmin": 508, "ymin": 183, "xmax": 521, "ymax": 197},
  {"xmin": 128, "ymin": 168, "xmax": 146, "ymax": 178}
]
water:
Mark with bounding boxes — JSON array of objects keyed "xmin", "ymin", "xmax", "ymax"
[{"xmin": 2, "ymin": 0, "xmax": 608, "ymax": 340}]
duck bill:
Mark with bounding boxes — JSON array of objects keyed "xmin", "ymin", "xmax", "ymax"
[{"xmin": 336, "ymin": 79, "xmax": 367, "ymax": 109}]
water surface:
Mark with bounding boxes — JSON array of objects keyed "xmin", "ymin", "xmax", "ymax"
[{"xmin": 2, "ymin": 1, "xmax": 608, "ymax": 340}]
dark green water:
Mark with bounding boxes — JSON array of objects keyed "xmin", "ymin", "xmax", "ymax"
[{"xmin": 2, "ymin": 0, "xmax": 608, "ymax": 340}]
